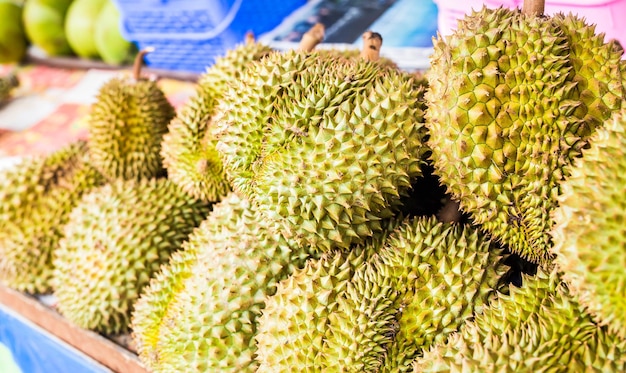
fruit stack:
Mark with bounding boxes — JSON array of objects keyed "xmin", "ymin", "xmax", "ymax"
[
  {"xmin": 0, "ymin": 0, "xmax": 135, "ymax": 65},
  {"xmin": 0, "ymin": 0, "xmax": 625, "ymax": 372}
]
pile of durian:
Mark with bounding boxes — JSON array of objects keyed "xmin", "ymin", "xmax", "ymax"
[{"xmin": 1, "ymin": 0, "xmax": 626, "ymax": 371}]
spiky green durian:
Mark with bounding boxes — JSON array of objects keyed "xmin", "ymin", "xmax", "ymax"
[
  {"xmin": 88, "ymin": 50, "xmax": 176, "ymax": 181},
  {"xmin": 551, "ymin": 108, "xmax": 626, "ymax": 339},
  {"xmin": 255, "ymin": 247, "xmax": 376, "ymax": 372},
  {"xmin": 211, "ymin": 48, "xmax": 428, "ymax": 253},
  {"xmin": 132, "ymin": 192, "xmax": 317, "ymax": 373},
  {"xmin": 413, "ymin": 269, "xmax": 626, "ymax": 372},
  {"xmin": 52, "ymin": 178, "xmax": 211, "ymax": 335},
  {"xmin": 0, "ymin": 140, "xmax": 104, "ymax": 293},
  {"xmin": 0, "ymin": 72, "xmax": 18, "ymax": 103},
  {"xmin": 425, "ymin": 6, "xmax": 625, "ymax": 265},
  {"xmin": 255, "ymin": 217, "xmax": 509, "ymax": 372},
  {"xmin": 160, "ymin": 37, "xmax": 273, "ymax": 201}
]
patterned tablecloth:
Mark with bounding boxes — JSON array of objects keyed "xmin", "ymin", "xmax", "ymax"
[{"xmin": 0, "ymin": 64, "xmax": 197, "ymax": 162}]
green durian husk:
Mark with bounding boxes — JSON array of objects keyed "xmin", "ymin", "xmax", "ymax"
[
  {"xmin": 0, "ymin": 72, "xmax": 18, "ymax": 103},
  {"xmin": 52, "ymin": 178, "xmax": 211, "ymax": 335},
  {"xmin": 160, "ymin": 40, "xmax": 273, "ymax": 202},
  {"xmin": 255, "ymin": 216, "xmax": 509, "ymax": 373},
  {"xmin": 551, "ymin": 108, "xmax": 626, "ymax": 339},
  {"xmin": 425, "ymin": 7, "xmax": 625, "ymax": 266},
  {"xmin": 0, "ymin": 140, "xmax": 105, "ymax": 293},
  {"xmin": 211, "ymin": 49, "xmax": 429, "ymax": 253},
  {"xmin": 132, "ymin": 192, "xmax": 318, "ymax": 373},
  {"xmin": 413, "ymin": 269, "xmax": 626, "ymax": 372},
  {"xmin": 88, "ymin": 74, "xmax": 175, "ymax": 181}
]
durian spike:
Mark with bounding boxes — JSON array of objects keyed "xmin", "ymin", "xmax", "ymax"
[
  {"xmin": 132, "ymin": 47, "xmax": 155, "ymax": 81},
  {"xmin": 360, "ymin": 31, "xmax": 382, "ymax": 62},
  {"xmin": 522, "ymin": 0, "xmax": 545, "ymax": 16},
  {"xmin": 245, "ymin": 31, "xmax": 255, "ymax": 45},
  {"xmin": 299, "ymin": 23, "xmax": 325, "ymax": 52}
]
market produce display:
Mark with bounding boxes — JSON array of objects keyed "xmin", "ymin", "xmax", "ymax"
[
  {"xmin": 52, "ymin": 178, "xmax": 211, "ymax": 334},
  {"xmin": 551, "ymin": 108, "xmax": 626, "ymax": 339},
  {"xmin": 88, "ymin": 49, "xmax": 176, "ymax": 180},
  {"xmin": 132, "ymin": 192, "xmax": 318, "ymax": 372},
  {"xmin": 425, "ymin": 4, "xmax": 625, "ymax": 266},
  {"xmin": 0, "ymin": 0, "xmax": 625, "ymax": 371},
  {"xmin": 160, "ymin": 33, "xmax": 272, "ymax": 202},
  {"xmin": 0, "ymin": 140, "xmax": 104, "ymax": 293},
  {"xmin": 210, "ymin": 37, "xmax": 428, "ymax": 253}
]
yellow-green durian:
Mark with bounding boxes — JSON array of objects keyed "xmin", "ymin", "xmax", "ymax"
[
  {"xmin": 88, "ymin": 51, "xmax": 176, "ymax": 181},
  {"xmin": 413, "ymin": 269, "xmax": 626, "ymax": 372},
  {"xmin": 132, "ymin": 192, "xmax": 317, "ymax": 373},
  {"xmin": 160, "ymin": 37, "xmax": 273, "ymax": 201},
  {"xmin": 551, "ymin": 108, "xmax": 626, "ymax": 339},
  {"xmin": 211, "ymin": 48, "xmax": 428, "ymax": 253},
  {"xmin": 255, "ymin": 217, "xmax": 509, "ymax": 372},
  {"xmin": 425, "ymin": 6, "xmax": 625, "ymax": 266},
  {"xmin": 0, "ymin": 140, "xmax": 104, "ymax": 293},
  {"xmin": 0, "ymin": 72, "xmax": 18, "ymax": 103},
  {"xmin": 52, "ymin": 178, "xmax": 211, "ymax": 335}
]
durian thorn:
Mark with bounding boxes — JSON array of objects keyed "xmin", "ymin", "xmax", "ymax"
[
  {"xmin": 132, "ymin": 47, "xmax": 155, "ymax": 81},
  {"xmin": 245, "ymin": 31, "xmax": 255, "ymax": 45},
  {"xmin": 521, "ymin": 0, "xmax": 545, "ymax": 16},
  {"xmin": 360, "ymin": 31, "xmax": 382, "ymax": 62},
  {"xmin": 299, "ymin": 23, "xmax": 325, "ymax": 52}
]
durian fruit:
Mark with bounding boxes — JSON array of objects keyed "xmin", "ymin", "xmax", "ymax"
[
  {"xmin": 413, "ymin": 269, "xmax": 626, "ymax": 372},
  {"xmin": 131, "ymin": 192, "xmax": 317, "ymax": 373},
  {"xmin": 211, "ymin": 33, "xmax": 429, "ymax": 253},
  {"xmin": 551, "ymin": 108, "xmax": 626, "ymax": 339},
  {"xmin": 255, "ymin": 246, "xmax": 377, "ymax": 372},
  {"xmin": 255, "ymin": 216, "xmax": 509, "ymax": 372},
  {"xmin": 88, "ymin": 49, "xmax": 176, "ymax": 180},
  {"xmin": 52, "ymin": 178, "xmax": 211, "ymax": 335},
  {"xmin": 0, "ymin": 72, "xmax": 19, "ymax": 103},
  {"xmin": 160, "ymin": 34, "xmax": 273, "ymax": 201},
  {"xmin": 0, "ymin": 140, "xmax": 104, "ymax": 293},
  {"xmin": 425, "ymin": 1, "xmax": 625, "ymax": 265}
]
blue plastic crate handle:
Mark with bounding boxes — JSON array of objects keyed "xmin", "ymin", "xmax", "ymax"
[{"xmin": 121, "ymin": 0, "xmax": 244, "ymax": 40}]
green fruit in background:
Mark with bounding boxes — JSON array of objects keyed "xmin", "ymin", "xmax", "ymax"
[
  {"xmin": 0, "ymin": 0, "xmax": 27, "ymax": 63},
  {"xmin": 94, "ymin": 0, "xmax": 135, "ymax": 65},
  {"xmin": 23, "ymin": 0, "xmax": 74, "ymax": 56},
  {"xmin": 64, "ymin": 0, "xmax": 106, "ymax": 59}
]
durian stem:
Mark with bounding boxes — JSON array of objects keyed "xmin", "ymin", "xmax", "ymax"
[
  {"xmin": 522, "ymin": 0, "xmax": 545, "ymax": 16},
  {"xmin": 132, "ymin": 47, "xmax": 155, "ymax": 81},
  {"xmin": 360, "ymin": 31, "xmax": 382, "ymax": 62},
  {"xmin": 245, "ymin": 31, "xmax": 255, "ymax": 45},
  {"xmin": 299, "ymin": 23, "xmax": 325, "ymax": 52}
]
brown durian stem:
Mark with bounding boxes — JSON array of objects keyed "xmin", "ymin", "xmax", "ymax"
[
  {"xmin": 132, "ymin": 47, "xmax": 155, "ymax": 81},
  {"xmin": 360, "ymin": 31, "xmax": 382, "ymax": 62},
  {"xmin": 522, "ymin": 0, "xmax": 545, "ymax": 16},
  {"xmin": 245, "ymin": 31, "xmax": 255, "ymax": 45},
  {"xmin": 299, "ymin": 23, "xmax": 325, "ymax": 52}
]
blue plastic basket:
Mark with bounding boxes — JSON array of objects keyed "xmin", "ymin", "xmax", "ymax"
[{"xmin": 113, "ymin": 0, "xmax": 306, "ymax": 73}]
